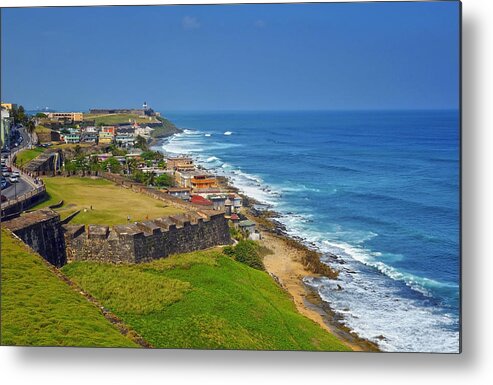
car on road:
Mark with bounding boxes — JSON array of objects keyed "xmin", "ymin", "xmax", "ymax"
[
  {"xmin": 11, "ymin": 171, "xmax": 20, "ymax": 178},
  {"xmin": 9, "ymin": 176, "xmax": 19, "ymax": 183}
]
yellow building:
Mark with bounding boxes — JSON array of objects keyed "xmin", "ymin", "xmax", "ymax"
[
  {"xmin": 1, "ymin": 102, "xmax": 17, "ymax": 111},
  {"xmin": 46, "ymin": 112, "xmax": 83, "ymax": 123},
  {"xmin": 98, "ymin": 131, "xmax": 114, "ymax": 144}
]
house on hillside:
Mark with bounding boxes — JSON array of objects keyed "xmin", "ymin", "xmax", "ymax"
[
  {"xmin": 190, "ymin": 195, "xmax": 214, "ymax": 208},
  {"xmin": 115, "ymin": 133, "xmax": 135, "ymax": 148},
  {"xmin": 238, "ymin": 220, "xmax": 261, "ymax": 240},
  {"xmin": 167, "ymin": 155, "xmax": 194, "ymax": 171},
  {"xmin": 64, "ymin": 132, "xmax": 81, "ymax": 144},
  {"xmin": 81, "ymin": 132, "xmax": 98, "ymax": 143},
  {"xmin": 166, "ymin": 187, "xmax": 191, "ymax": 201},
  {"xmin": 98, "ymin": 131, "xmax": 114, "ymax": 145}
]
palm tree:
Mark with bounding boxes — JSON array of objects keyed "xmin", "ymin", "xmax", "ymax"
[
  {"xmin": 126, "ymin": 157, "xmax": 138, "ymax": 175},
  {"xmin": 26, "ymin": 120, "xmax": 36, "ymax": 144},
  {"xmin": 89, "ymin": 156, "xmax": 101, "ymax": 176},
  {"xmin": 145, "ymin": 171, "xmax": 155, "ymax": 186}
]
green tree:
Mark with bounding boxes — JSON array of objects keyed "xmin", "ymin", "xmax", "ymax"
[
  {"xmin": 126, "ymin": 157, "xmax": 138, "ymax": 174},
  {"xmin": 101, "ymin": 157, "xmax": 122, "ymax": 173},
  {"xmin": 135, "ymin": 135, "xmax": 149, "ymax": 151},
  {"xmin": 141, "ymin": 150, "xmax": 163, "ymax": 161},
  {"xmin": 89, "ymin": 156, "xmax": 101, "ymax": 175},
  {"xmin": 145, "ymin": 171, "xmax": 156, "ymax": 186},
  {"xmin": 110, "ymin": 144, "xmax": 127, "ymax": 156},
  {"xmin": 154, "ymin": 173, "xmax": 173, "ymax": 188},
  {"xmin": 35, "ymin": 112, "xmax": 47, "ymax": 118},
  {"xmin": 26, "ymin": 120, "xmax": 36, "ymax": 141},
  {"xmin": 74, "ymin": 144, "xmax": 83, "ymax": 157},
  {"xmin": 132, "ymin": 170, "xmax": 147, "ymax": 184}
]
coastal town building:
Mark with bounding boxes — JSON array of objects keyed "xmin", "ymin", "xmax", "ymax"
[
  {"xmin": 238, "ymin": 220, "xmax": 260, "ymax": 240},
  {"xmin": 46, "ymin": 112, "xmax": 84, "ymax": 123},
  {"xmin": 166, "ymin": 187, "xmax": 191, "ymax": 201},
  {"xmin": 115, "ymin": 133, "xmax": 135, "ymax": 147},
  {"xmin": 63, "ymin": 132, "xmax": 81, "ymax": 144},
  {"xmin": 81, "ymin": 132, "xmax": 98, "ymax": 143},
  {"xmin": 167, "ymin": 155, "xmax": 194, "ymax": 171},
  {"xmin": 190, "ymin": 195, "xmax": 214, "ymax": 207},
  {"xmin": 84, "ymin": 126, "xmax": 98, "ymax": 133},
  {"xmin": 135, "ymin": 126, "xmax": 154, "ymax": 137},
  {"xmin": 116, "ymin": 126, "xmax": 135, "ymax": 135},
  {"xmin": 230, "ymin": 213, "xmax": 240, "ymax": 227},
  {"xmin": 101, "ymin": 126, "xmax": 117, "ymax": 135},
  {"xmin": 98, "ymin": 131, "xmax": 114, "ymax": 144},
  {"xmin": 1, "ymin": 102, "xmax": 17, "ymax": 111},
  {"xmin": 139, "ymin": 167, "xmax": 173, "ymax": 177},
  {"xmin": 1, "ymin": 107, "xmax": 12, "ymax": 149},
  {"xmin": 191, "ymin": 173, "xmax": 218, "ymax": 191}
]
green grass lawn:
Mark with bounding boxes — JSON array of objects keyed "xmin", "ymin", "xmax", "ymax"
[
  {"xmin": 33, "ymin": 177, "xmax": 183, "ymax": 225},
  {"xmin": 15, "ymin": 147, "xmax": 46, "ymax": 167},
  {"xmin": 62, "ymin": 250, "xmax": 351, "ymax": 351},
  {"xmin": 0, "ymin": 229, "xmax": 138, "ymax": 347},
  {"xmin": 84, "ymin": 113, "xmax": 159, "ymax": 126}
]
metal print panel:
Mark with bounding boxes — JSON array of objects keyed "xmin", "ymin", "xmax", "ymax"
[{"xmin": 0, "ymin": 1, "xmax": 461, "ymax": 353}]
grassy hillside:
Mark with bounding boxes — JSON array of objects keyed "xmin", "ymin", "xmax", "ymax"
[
  {"xmin": 83, "ymin": 113, "xmax": 160, "ymax": 125},
  {"xmin": 62, "ymin": 250, "xmax": 350, "ymax": 351},
  {"xmin": 33, "ymin": 177, "xmax": 183, "ymax": 225},
  {"xmin": 14, "ymin": 147, "xmax": 46, "ymax": 166},
  {"xmin": 150, "ymin": 116, "xmax": 182, "ymax": 141},
  {"xmin": 0, "ymin": 229, "xmax": 138, "ymax": 347}
]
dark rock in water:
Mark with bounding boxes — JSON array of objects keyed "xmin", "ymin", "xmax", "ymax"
[
  {"xmin": 336, "ymin": 284, "xmax": 343, "ymax": 291},
  {"xmin": 375, "ymin": 335, "xmax": 387, "ymax": 341}
]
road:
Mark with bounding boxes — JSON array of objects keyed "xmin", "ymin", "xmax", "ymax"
[{"xmin": 1, "ymin": 124, "xmax": 38, "ymax": 202}]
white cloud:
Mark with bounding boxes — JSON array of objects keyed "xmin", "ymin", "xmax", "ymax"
[{"xmin": 182, "ymin": 16, "xmax": 200, "ymax": 31}]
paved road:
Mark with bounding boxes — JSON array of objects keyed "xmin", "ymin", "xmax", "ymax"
[
  {"xmin": 1, "ymin": 177, "xmax": 34, "ymax": 200},
  {"xmin": 1, "ymin": 124, "xmax": 37, "ymax": 201}
]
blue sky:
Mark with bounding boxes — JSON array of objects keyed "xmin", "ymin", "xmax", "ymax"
[{"xmin": 1, "ymin": 2, "xmax": 460, "ymax": 111}]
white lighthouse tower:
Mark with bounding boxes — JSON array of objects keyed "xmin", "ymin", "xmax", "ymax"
[{"xmin": 143, "ymin": 101, "xmax": 148, "ymax": 111}]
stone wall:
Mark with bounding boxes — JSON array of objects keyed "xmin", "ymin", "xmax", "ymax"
[
  {"xmin": 3, "ymin": 209, "xmax": 67, "ymax": 267},
  {"xmin": 64, "ymin": 210, "xmax": 231, "ymax": 264},
  {"xmin": 0, "ymin": 185, "xmax": 47, "ymax": 218}
]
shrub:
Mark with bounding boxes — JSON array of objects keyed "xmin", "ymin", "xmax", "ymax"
[
  {"xmin": 222, "ymin": 246, "xmax": 235, "ymax": 258},
  {"xmin": 224, "ymin": 240, "xmax": 265, "ymax": 271}
]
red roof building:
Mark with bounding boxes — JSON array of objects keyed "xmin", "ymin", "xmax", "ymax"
[{"xmin": 190, "ymin": 195, "xmax": 213, "ymax": 206}]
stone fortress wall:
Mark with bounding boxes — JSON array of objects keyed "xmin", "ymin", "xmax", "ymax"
[
  {"xmin": 4, "ymin": 208, "xmax": 231, "ymax": 266},
  {"xmin": 63, "ymin": 210, "xmax": 231, "ymax": 264}
]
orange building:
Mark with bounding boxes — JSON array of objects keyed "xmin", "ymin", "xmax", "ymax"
[{"xmin": 191, "ymin": 174, "xmax": 218, "ymax": 190}]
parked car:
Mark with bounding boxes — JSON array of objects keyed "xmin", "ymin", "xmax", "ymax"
[
  {"xmin": 1, "ymin": 194, "xmax": 7, "ymax": 203},
  {"xmin": 11, "ymin": 171, "xmax": 20, "ymax": 178},
  {"xmin": 2, "ymin": 172, "xmax": 11, "ymax": 178},
  {"xmin": 1, "ymin": 179, "xmax": 8, "ymax": 189},
  {"xmin": 9, "ymin": 176, "xmax": 19, "ymax": 183}
]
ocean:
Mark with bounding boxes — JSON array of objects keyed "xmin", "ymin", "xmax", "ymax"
[{"xmin": 157, "ymin": 110, "xmax": 460, "ymax": 353}]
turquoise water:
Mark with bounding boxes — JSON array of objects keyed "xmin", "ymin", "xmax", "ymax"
[{"xmin": 159, "ymin": 110, "xmax": 460, "ymax": 352}]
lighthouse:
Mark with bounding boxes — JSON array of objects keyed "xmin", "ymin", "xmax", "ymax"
[{"xmin": 143, "ymin": 101, "xmax": 148, "ymax": 111}]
